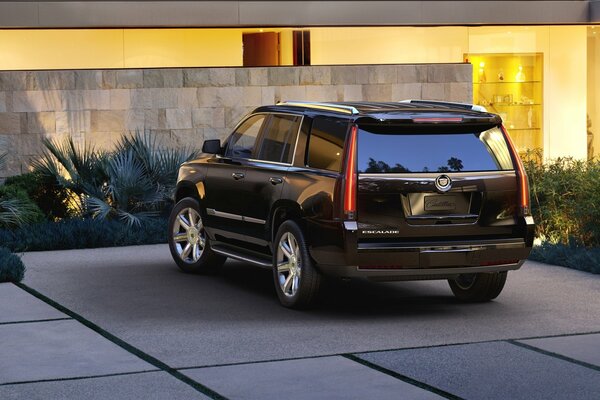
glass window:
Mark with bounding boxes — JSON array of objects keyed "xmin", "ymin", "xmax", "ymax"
[
  {"xmin": 357, "ymin": 126, "xmax": 514, "ymax": 173},
  {"xmin": 225, "ymin": 115, "xmax": 265, "ymax": 159},
  {"xmin": 257, "ymin": 114, "xmax": 301, "ymax": 163},
  {"xmin": 307, "ymin": 118, "xmax": 348, "ymax": 172}
]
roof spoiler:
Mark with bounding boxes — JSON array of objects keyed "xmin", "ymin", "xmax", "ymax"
[{"xmin": 400, "ymin": 99, "xmax": 487, "ymax": 113}]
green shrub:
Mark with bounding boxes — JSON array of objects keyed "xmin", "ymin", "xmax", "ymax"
[
  {"xmin": 32, "ymin": 132, "xmax": 198, "ymax": 226},
  {"xmin": 4, "ymin": 172, "xmax": 71, "ymax": 220},
  {"xmin": 524, "ymin": 152, "xmax": 600, "ymax": 248},
  {"xmin": 0, "ymin": 247, "xmax": 25, "ymax": 283},
  {"xmin": 0, "ymin": 217, "xmax": 167, "ymax": 252},
  {"xmin": 0, "ymin": 185, "xmax": 46, "ymax": 226}
]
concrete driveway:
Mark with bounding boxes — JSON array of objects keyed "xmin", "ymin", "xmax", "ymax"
[{"xmin": 1, "ymin": 244, "xmax": 599, "ymax": 399}]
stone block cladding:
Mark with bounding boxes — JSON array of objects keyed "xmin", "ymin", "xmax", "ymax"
[{"xmin": 0, "ymin": 64, "xmax": 471, "ymax": 177}]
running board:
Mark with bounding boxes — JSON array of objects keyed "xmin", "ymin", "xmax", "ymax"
[{"xmin": 212, "ymin": 245, "xmax": 273, "ymax": 269}]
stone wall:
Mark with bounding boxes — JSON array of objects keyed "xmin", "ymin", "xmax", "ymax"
[{"xmin": 0, "ymin": 64, "xmax": 471, "ymax": 177}]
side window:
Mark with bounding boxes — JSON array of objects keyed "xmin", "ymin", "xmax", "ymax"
[
  {"xmin": 225, "ymin": 115, "xmax": 265, "ymax": 159},
  {"xmin": 257, "ymin": 114, "xmax": 301, "ymax": 163},
  {"xmin": 307, "ymin": 117, "xmax": 348, "ymax": 172}
]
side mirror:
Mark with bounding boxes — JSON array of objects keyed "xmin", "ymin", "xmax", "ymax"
[{"xmin": 202, "ymin": 139, "xmax": 221, "ymax": 154}]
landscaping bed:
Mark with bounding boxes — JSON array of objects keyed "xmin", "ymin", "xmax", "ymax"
[
  {"xmin": 525, "ymin": 152, "xmax": 600, "ymax": 274},
  {"xmin": 0, "ymin": 133, "xmax": 194, "ymax": 281}
]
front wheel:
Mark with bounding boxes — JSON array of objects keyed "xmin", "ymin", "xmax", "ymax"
[
  {"xmin": 168, "ymin": 197, "xmax": 226, "ymax": 273},
  {"xmin": 448, "ymin": 272, "xmax": 508, "ymax": 302},
  {"xmin": 273, "ymin": 220, "xmax": 322, "ymax": 309}
]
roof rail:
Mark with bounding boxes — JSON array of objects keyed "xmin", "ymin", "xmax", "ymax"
[
  {"xmin": 400, "ymin": 99, "xmax": 487, "ymax": 113},
  {"xmin": 277, "ymin": 101, "xmax": 359, "ymax": 115}
]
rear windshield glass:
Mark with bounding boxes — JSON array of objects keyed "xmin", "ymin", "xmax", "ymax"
[{"xmin": 357, "ymin": 126, "xmax": 514, "ymax": 173}]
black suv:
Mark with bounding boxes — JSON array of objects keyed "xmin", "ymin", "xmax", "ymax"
[{"xmin": 168, "ymin": 100, "xmax": 534, "ymax": 308}]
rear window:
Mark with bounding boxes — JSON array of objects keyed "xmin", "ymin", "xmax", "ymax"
[{"xmin": 357, "ymin": 126, "xmax": 514, "ymax": 173}]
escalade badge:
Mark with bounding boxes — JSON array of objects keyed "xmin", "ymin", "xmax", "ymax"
[{"xmin": 435, "ymin": 174, "xmax": 452, "ymax": 192}]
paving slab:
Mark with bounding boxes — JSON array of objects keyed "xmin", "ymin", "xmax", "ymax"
[
  {"xmin": 0, "ymin": 319, "xmax": 155, "ymax": 384},
  {"xmin": 0, "ymin": 371, "xmax": 210, "ymax": 400},
  {"xmin": 183, "ymin": 356, "xmax": 442, "ymax": 400},
  {"xmin": 20, "ymin": 245, "xmax": 600, "ymax": 367},
  {"xmin": 518, "ymin": 333, "xmax": 600, "ymax": 367},
  {"xmin": 0, "ymin": 283, "xmax": 66, "ymax": 324},
  {"xmin": 357, "ymin": 341, "xmax": 600, "ymax": 400}
]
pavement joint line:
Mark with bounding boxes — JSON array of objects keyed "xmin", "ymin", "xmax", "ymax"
[
  {"xmin": 347, "ymin": 330, "xmax": 600, "ymax": 358},
  {"xmin": 0, "ymin": 317, "xmax": 72, "ymax": 326},
  {"xmin": 506, "ymin": 340, "xmax": 600, "ymax": 372},
  {"xmin": 0, "ymin": 369, "xmax": 161, "ymax": 386},
  {"xmin": 175, "ymin": 330, "xmax": 600, "ymax": 371},
  {"xmin": 511, "ymin": 330, "xmax": 600, "ymax": 341},
  {"xmin": 13, "ymin": 282, "xmax": 229, "ymax": 400},
  {"xmin": 176, "ymin": 353, "xmax": 338, "ymax": 371},
  {"xmin": 342, "ymin": 354, "xmax": 463, "ymax": 400}
]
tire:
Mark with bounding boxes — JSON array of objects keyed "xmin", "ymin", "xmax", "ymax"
[
  {"xmin": 168, "ymin": 197, "xmax": 226, "ymax": 273},
  {"xmin": 273, "ymin": 220, "xmax": 322, "ymax": 309},
  {"xmin": 448, "ymin": 272, "xmax": 508, "ymax": 302}
]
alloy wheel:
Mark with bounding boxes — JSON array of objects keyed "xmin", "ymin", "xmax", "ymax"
[
  {"xmin": 172, "ymin": 207, "xmax": 206, "ymax": 264},
  {"xmin": 276, "ymin": 232, "xmax": 302, "ymax": 297}
]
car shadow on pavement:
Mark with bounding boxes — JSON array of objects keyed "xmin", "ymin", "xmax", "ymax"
[{"xmin": 219, "ymin": 260, "xmax": 475, "ymax": 318}]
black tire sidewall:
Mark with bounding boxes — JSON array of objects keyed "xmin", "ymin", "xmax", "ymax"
[{"xmin": 449, "ymin": 272, "xmax": 508, "ymax": 302}]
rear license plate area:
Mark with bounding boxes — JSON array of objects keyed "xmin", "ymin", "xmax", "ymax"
[{"xmin": 424, "ymin": 195, "xmax": 456, "ymax": 212}]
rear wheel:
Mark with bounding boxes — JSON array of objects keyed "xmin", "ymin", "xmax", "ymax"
[
  {"xmin": 448, "ymin": 272, "xmax": 507, "ymax": 302},
  {"xmin": 168, "ymin": 197, "xmax": 226, "ymax": 273},
  {"xmin": 273, "ymin": 220, "xmax": 322, "ymax": 309}
]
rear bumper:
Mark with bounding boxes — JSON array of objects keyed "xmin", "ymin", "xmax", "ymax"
[
  {"xmin": 311, "ymin": 216, "xmax": 534, "ymax": 282},
  {"xmin": 324, "ymin": 261, "xmax": 524, "ymax": 282}
]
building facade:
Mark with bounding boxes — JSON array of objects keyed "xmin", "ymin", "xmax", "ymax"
[{"xmin": 0, "ymin": 1, "xmax": 599, "ymax": 176}]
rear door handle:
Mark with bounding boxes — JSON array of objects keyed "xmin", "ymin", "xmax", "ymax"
[
  {"xmin": 232, "ymin": 172, "xmax": 245, "ymax": 180},
  {"xmin": 269, "ymin": 177, "xmax": 283, "ymax": 185}
]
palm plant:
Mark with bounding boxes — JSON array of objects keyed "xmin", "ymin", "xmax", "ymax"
[
  {"xmin": 1, "ymin": 152, "xmax": 40, "ymax": 228},
  {"xmin": 33, "ymin": 132, "xmax": 199, "ymax": 226}
]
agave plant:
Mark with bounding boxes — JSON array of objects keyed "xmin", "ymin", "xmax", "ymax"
[{"xmin": 33, "ymin": 132, "xmax": 199, "ymax": 226}]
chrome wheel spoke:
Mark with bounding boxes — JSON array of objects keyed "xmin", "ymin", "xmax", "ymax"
[
  {"xmin": 181, "ymin": 243, "xmax": 192, "ymax": 259},
  {"xmin": 280, "ymin": 239, "xmax": 293, "ymax": 259},
  {"xmin": 288, "ymin": 235, "xmax": 297, "ymax": 256},
  {"xmin": 198, "ymin": 235, "xmax": 206, "ymax": 248},
  {"xmin": 173, "ymin": 233, "xmax": 187, "ymax": 242},
  {"xmin": 283, "ymin": 274, "xmax": 294, "ymax": 294},
  {"xmin": 188, "ymin": 209, "xmax": 196, "ymax": 227},
  {"xmin": 277, "ymin": 261, "xmax": 291, "ymax": 273},
  {"xmin": 178, "ymin": 214, "xmax": 191, "ymax": 230},
  {"xmin": 192, "ymin": 243, "xmax": 199, "ymax": 261}
]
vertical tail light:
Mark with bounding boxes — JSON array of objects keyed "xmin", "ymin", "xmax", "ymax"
[
  {"xmin": 501, "ymin": 125, "xmax": 531, "ymax": 216},
  {"xmin": 343, "ymin": 124, "xmax": 358, "ymax": 220}
]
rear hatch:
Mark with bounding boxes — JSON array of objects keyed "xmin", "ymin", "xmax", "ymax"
[{"xmin": 355, "ymin": 121, "xmax": 524, "ymax": 244}]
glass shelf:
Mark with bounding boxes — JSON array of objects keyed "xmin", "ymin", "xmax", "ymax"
[
  {"xmin": 474, "ymin": 81, "xmax": 542, "ymax": 85},
  {"xmin": 466, "ymin": 52, "xmax": 543, "ymax": 153},
  {"xmin": 491, "ymin": 103, "xmax": 541, "ymax": 107}
]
